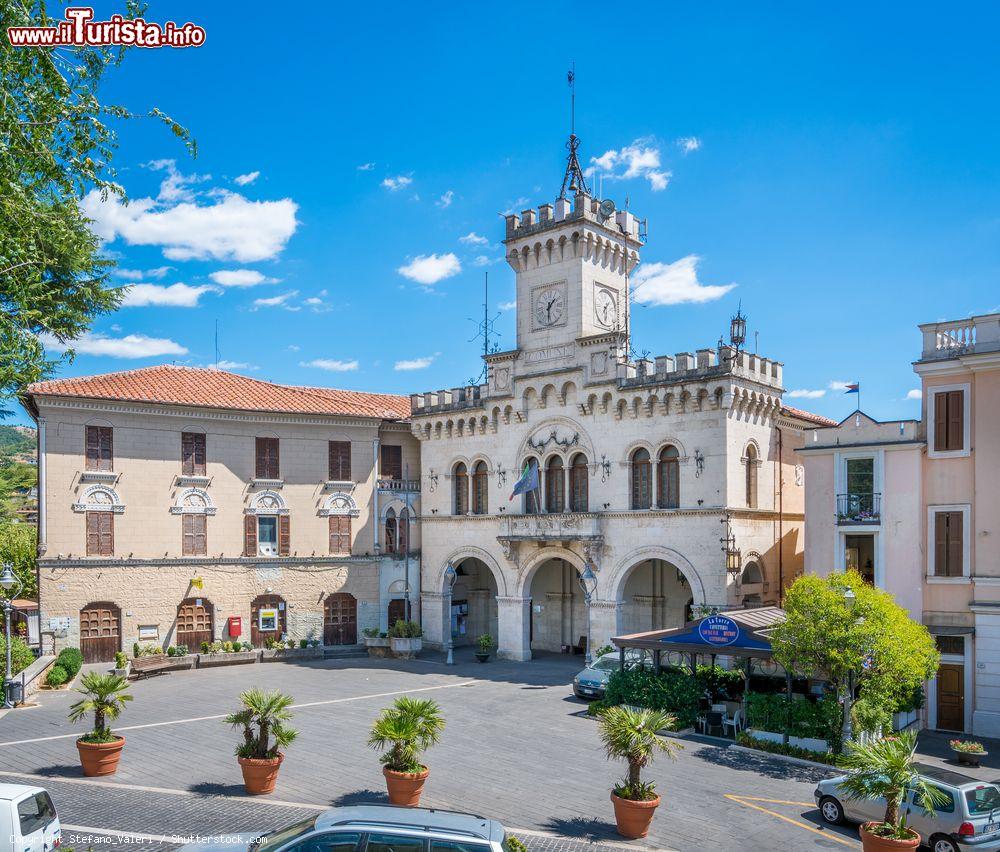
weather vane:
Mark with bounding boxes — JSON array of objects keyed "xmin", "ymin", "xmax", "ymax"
[
  {"xmin": 559, "ymin": 63, "xmax": 590, "ymax": 199},
  {"xmin": 467, "ymin": 271, "xmax": 501, "ymax": 385}
]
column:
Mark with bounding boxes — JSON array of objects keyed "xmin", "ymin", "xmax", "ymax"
[
  {"xmin": 588, "ymin": 600, "xmax": 624, "ymax": 654},
  {"xmin": 420, "ymin": 591, "xmax": 449, "ymax": 650},
  {"xmin": 497, "ymin": 596, "xmax": 532, "ymax": 662}
]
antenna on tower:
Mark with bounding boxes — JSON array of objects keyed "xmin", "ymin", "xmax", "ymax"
[
  {"xmin": 214, "ymin": 319, "xmax": 220, "ymax": 368},
  {"xmin": 559, "ymin": 64, "xmax": 590, "ymax": 199},
  {"xmin": 467, "ymin": 271, "xmax": 501, "ymax": 385}
]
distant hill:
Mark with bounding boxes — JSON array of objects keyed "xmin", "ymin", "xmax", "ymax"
[{"xmin": 0, "ymin": 425, "xmax": 34, "ymax": 458}]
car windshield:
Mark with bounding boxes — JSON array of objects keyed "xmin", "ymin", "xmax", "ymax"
[
  {"xmin": 251, "ymin": 817, "xmax": 318, "ymax": 852},
  {"xmin": 589, "ymin": 657, "xmax": 619, "ymax": 672},
  {"xmin": 965, "ymin": 785, "xmax": 1000, "ymax": 815}
]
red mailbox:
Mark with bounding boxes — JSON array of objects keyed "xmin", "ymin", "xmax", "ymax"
[{"xmin": 227, "ymin": 616, "xmax": 242, "ymax": 638}]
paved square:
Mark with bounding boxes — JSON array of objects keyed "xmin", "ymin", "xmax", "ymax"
[{"xmin": 0, "ymin": 652, "xmax": 857, "ymax": 851}]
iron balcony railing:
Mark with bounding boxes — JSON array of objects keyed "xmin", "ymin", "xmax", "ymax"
[{"xmin": 836, "ymin": 492, "xmax": 881, "ymax": 525}]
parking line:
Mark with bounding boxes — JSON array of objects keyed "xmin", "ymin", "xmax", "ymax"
[
  {"xmin": 724, "ymin": 794, "xmax": 859, "ymax": 848},
  {"xmin": 0, "ymin": 679, "xmax": 478, "ymax": 747}
]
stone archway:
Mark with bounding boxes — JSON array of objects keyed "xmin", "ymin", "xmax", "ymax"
[
  {"xmin": 606, "ymin": 546, "xmax": 708, "ymax": 606},
  {"xmin": 448, "ymin": 557, "xmax": 500, "ymax": 647},
  {"xmin": 617, "ymin": 559, "xmax": 692, "ymax": 635}
]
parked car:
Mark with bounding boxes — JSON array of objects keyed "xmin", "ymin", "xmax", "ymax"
[
  {"xmin": 0, "ymin": 783, "xmax": 60, "ymax": 852},
  {"xmin": 815, "ymin": 763, "xmax": 1000, "ymax": 852},
  {"xmin": 572, "ymin": 650, "xmax": 651, "ymax": 700},
  {"xmin": 177, "ymin": 804, "xmax": 513, "ymax": 851}
]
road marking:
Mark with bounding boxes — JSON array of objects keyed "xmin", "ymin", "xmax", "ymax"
[
  {"xmin": 724, "ymin": 794, "xmax": 859, "ymax": 848},
  {"xmin": 0, "ymin": 679, "xmax": 478, "ymax": 747}
]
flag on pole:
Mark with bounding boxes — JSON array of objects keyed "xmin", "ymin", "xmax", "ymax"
[
  {"xmin": 509, "ymin": 461, "xmax": 539, "ymax": 502},
  {"xmin": 844, "ymin": 383, "xmax": 859, "ymax": 394}
]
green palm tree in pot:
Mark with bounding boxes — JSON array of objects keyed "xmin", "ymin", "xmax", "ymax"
[
  {"xmin": 837, "ymin": 730, "xmax": 945, "ymax": 851},
  {"xmin": 598, "ymin": 705, "xmax": 679, "ymax": 839},
  {"xmin": 368, "ymin": 696, "xmax": 444, "ymax": 807},
  {"xmin": 225, "ymin": 687, "xmax": 298, "ymax": 794},
  {"xmin": 68, "ymin": 672, "xmax": 132, "ymax": 776}
]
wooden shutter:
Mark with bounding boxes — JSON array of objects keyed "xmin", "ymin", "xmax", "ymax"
[
  {"xmin": 182, "ymin": 432, "xmax": 206, "ymax": 476},
  {"xmin": 947, "ymin": 391, "xmax": 964, "ymax": 451},
  {"xmin": 244, "ymin": 515, "xmax": 257, "ymax": 557},
  {"xmin": 87, "ymin": 512, "xmax": 113, "ymax": 556},
  {"xmin": 934, "ymin": 392, "xmax": 948, "ymax": 451},
  {"xmin": 329, "ymin": 516, "xmax": 350, "ymax": 554},
  {"xmin": 255, "ymin": 437, "xmax": 279, "ymax": 479},
  {"xmin": 934, "ymin": 511, "xmax": 949, "ymax": 575},
  {"xmin": 380, "ymin": 445, "xmax": 402, "ymax": 480},
  {"xmin": 183, "ymin": 514, "xmax": 207, "ymax": 556},
  {"xmin": 947, "ymin": 511, "xmax": 964, "ymax": 576},
  {"xmin": 86, "ymin": 512, "xmax": 100, "ymax": 555},
  {"xmin": 329, "ymin": 441, "xmax": 351, "ymax": 481},
  {"xmin": 86, "ymin": 426, "xmax": 100, "ymax": 471},
  {"xmin": 278, "ymin": 514, "xmax": 290, "ymax": 556},
  {"xmin": 86, "ymin": 426, "xmax": 113, "ymax": 472}
]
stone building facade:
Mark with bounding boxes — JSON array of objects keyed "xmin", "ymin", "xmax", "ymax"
[
  {"xmin": 411, "ymin": 174, "xmax": 830, "ymax": 661},
  {"xmin": 23, "ymin": 366, "xmax": 421, "ymax": 661}
]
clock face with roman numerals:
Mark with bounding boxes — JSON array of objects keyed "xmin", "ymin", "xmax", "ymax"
[
  {"xmin": 534, "ymin": 287, "xmax": 565, "ymax": 327},
  {"xmin": 594, "ymin": 288, "xmax": 618, "ymax": 328}
]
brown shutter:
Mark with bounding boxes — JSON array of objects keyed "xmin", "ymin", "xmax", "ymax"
[
  {"xmin": 329, "ymin": 441, "xmax": 351, "ymax": 481},
  {"xmin": 947, "ymin": 511, "xmax": 964, "ymax": 576},
  {"xmin": 278, "ymin": 514, "xmax": 290, "ymax": 556},
  {"xmin": 99, "ymin": 427, "xmax": 112, "ymax": 472},
  {"xmin": 947, "ymin": 391, "xmax": 964, "ymax": 451},
  {"xmin": 255, "ymin": 437, "xmax": 279, "ymax": 479},
  {"xmin": 194, "ymin": 433, "xmax": 206, "ymax": 475},
  {"xmin": 195, "ymin": 514, "xmax": 207, "ymax": 555},
  {"xmin": 86, "ymin": 512, "xmax": 99, "ymax": 554},
  {"xmin": 183, "ymin": 514, "xmax": 207, "ymax": 556},
  {"xmin": 183, "ymin": 432, "xmax": 206, "ymax": 476},
  {"xmin": 102, "ymin": 512, "xmax": 114, "ymax": 555},
  {"xmin": 244, "ymin": 515, "xmax": 257, "ymax": 557},
  {"xmin": 329, "ymin": 516, "xmax": 350, "ymax": 554},
  {"xmin": 381, "ymin": 445, "xmax": 402, "ymax": 480},
  {"xmin": 934, "ymin": 392, "xmax": 948, "ymax": 452},
  {"xmin": 182, "ymin": 514, "xmax": 194, "ymax": 556},
  {"xmin": 86, "ymin": 426, "xmax": 99, "ymax": 471},
  {"xmin": 89, "ymin": 512, "xmax": 113, "ymax": 556},
  {"xmin": 935, "ymin": 511, "xmax": 949, "ymax": 576}
]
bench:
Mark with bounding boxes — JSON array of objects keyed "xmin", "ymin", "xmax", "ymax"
[{"xmin": 130, "ymin": 654, "xmax": 173, "ymax": 679}]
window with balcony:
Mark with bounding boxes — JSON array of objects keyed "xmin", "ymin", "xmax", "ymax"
[
  {"xmin": 380, "ymin": 444, "xmax": 402, "ymax": 481},
  {"xmin": 244, "ymin": 495, "xmax": 289, "ymax": 557},
  {"xmin": 570, "ymin": 453, "xmax": 588, "ymax": 512},
  {"xmin": 837, "ymin": 457, "xmax": 880, "ymax": 524},
  {"xmin": 630, "ymin": 448, "xmax": 652, "ymax": 510},
  {"xmin": 85, "ymin": 425, "xmax": 113, "ymax": 472}
]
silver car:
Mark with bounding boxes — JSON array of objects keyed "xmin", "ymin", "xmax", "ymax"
[
  {"xmin": 177, "ymin": 804, "xmax": 512, "ymax": 852},
  {"xmin": 572, "ymin": 650, "xmax": 650, "ymax": 700},
  {"xmin": 815, "ymin": 763, "xmax": 1000, "ymax": 852}
]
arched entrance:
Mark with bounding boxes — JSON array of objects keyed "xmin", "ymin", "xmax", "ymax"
[
  {"xmin": 177, "ymin": 597, "xmax": 214, "ymax": 649},
  {"xmin": 250, "ymin": 594, "xmax": 287, "ymax": 647},
  {"xmin": 449, "ymin": 558, "xmax": 499, "ymax": 646},
  {"xmin": 525, "ymin": 558, "xmax": 587, "ymax": 654},
  {"xmin": 80, "ymin": 601, "xmax": 121, "ymax": 663},
  {"xmin": 619, "ymin": 559, "xmax": 690, "ymax": 635},
  {"xmin": 324, "ymin": 592, "xmax": 357, "ymax": 645}
]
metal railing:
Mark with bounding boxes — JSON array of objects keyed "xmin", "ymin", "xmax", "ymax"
[{"xmin": 836, "ymin": 492, "xmax": 881, "ymax": 524}]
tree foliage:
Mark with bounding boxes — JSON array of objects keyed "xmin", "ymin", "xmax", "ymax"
[
  {"xmin": 225, "ymin": 688, "xmax": 298, "ymax": 760},
  {"xmin": 0, "ymin": 521, "xmax": 36, "ymax": 597},
  {"xmin": 68, "ymin": 671, "xmax": 132, "ymax": 743},
  {"xmin": 1, "ymin": 0, "xmax": 194, "ymax": 411},
  {"xmin": 598, "ymin": 705, "xmax": 678, "ymax": 800},
  {"xmin": 368, "ymin": 697, "xmax": 444, "ymax": 773}
]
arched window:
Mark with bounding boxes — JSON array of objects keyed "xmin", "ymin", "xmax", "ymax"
[
  {"xmin": 630, "ymin": 448, "xmax": 652, "ymax": 510},
  {"xmin": 522, "ymin": 458, "xmax": 540, "ymax": 514},
  {"xmin": 657, "ymin": 445, "xmax": 680, "ymax": 509},
  {"xmin": 745, "ymin": 444, "xmax": 758, "ymax": 509},
  {"xmin": 398, "ymin": 508, "xmax": 410, "ymax": 555},
  {"xmin": 545, "ymin": 457, "xmax": 565, "ymax": 513},
  {"xmin": 570, "ymin": 453, "xmax": 589, "ymax": 512},
  {"xmin": 472, "ymin": 461, "xmax": 488, "ymax": 515},
  {"xmin": 384, "ymin": 508, "xmax": 397, "ymax": 554},
  {"xmin": 453, "ymin": 463, "xmax": 468, "ymax": 515},
  {"xmin": 741, "ymin": 561, "xmax": 763, "ymax": 585}
]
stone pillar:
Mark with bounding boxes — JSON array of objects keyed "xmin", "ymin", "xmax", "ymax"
[
  {"xmin": 421, "ymin": 591, "xmax": 449, "ymax": 649},
  {"xmin": 497, "ymin": 596, "xmax": 532, "ymax": 662},
  {"xmin": 589, "ymin": 600, "xmax": 623, "ymax": 654}
]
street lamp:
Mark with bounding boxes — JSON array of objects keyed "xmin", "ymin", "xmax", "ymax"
[
  {"xmin": 0, "ymin": 563, "xmax": 23, "ymax": 710},
  {"xmin": 840, "ymin": 585, "xmax": 860, "ymax": 744},
  {"xmin": 443, "ymin": 563, "xmax": 457, "ymax": 666},
  {"xmin": 578, "ymin": 562, "xmax": 598, "ymax": 666}
]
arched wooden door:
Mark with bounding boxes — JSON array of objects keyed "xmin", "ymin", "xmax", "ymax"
[
  {"xmin": 324, "ymin": 593, "xmax": 357, "ymax": 645},
  {"xmin": 250, "ymin": 594, "xmax": 287, "ymax": 648},
  {"xmin": 176, "ymin": 598, "xmax": 214, "ymax": 649},
  {"xmin": 80, "ymin": 602, "xmax": 121, "ymax": 663},
  {"xmin": 387, "ymin": 598, "xmax": 406, "ymax": 627}
]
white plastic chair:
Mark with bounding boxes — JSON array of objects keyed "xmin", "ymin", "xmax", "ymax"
[{"xmin": 722, "ymin": 708, "xmax": 742, "ymax": 737}]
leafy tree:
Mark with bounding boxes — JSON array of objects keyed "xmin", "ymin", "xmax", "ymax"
[
  {"xmin": 1, "ymin": 0, "xmax": 194, "ymax": 412},
  {"xmin": 0, "ymin": 522, "xmax": 36, "ymax": 598},
  {"xmin": 771, "ymin": 571, "xmax": 939, "ymax": 749},
  {"xmin": 0, "ymin": 460, "xmax": 36, "ymax": 519}
]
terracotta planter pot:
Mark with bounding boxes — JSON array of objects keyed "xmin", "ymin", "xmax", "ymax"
[
  {"xmin": 238, "ymin": 753, "xmax": 284, "ymax": 795},
  {"xmin": 611, "ymin": 792, "xmax": 660, "ymax": 839},
  {"xmin": 859, "ymin": 823, "xmax": 920, "ymax": 852},
  {"xmin": 383, "ymin": 765, "xmax": 429, "ymax": 807},
  {"xmin": 76, "ymin": 736, "xmax": 125, "ymax": 777}
]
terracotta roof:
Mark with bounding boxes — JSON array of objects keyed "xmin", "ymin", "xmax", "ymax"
[
  {"xmin": 26, "ymin": 365, "xmax": 411, "ymax": 420},
  {"xmin": 781, "ymin": 405, "xmax": 838, "ymax": 427}
]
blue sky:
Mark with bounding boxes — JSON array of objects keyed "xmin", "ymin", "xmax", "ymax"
[{"xmin": 19, "ymin": 1, "xmax": 1000, "ymax": 425}]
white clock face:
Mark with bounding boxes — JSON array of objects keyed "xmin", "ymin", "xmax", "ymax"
[
  {"xmin": 534, "ymin": 288, "xmax": 565, "ymax": 327},
  {"xmin": 595, "ymin": 289, "xmax": 618, "ymax": 328}
]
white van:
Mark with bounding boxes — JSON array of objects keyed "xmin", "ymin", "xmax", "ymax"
[{"xmin": 0, "ymin": 784, "xmax": 61, "ymax": 852}]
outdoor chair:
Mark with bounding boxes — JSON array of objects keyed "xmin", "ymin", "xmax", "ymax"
[
  {"xmin": 703, "ymin": 710, "xmax": 724, "ymax": 737},
  {"xmin": 722, "ymin": 707, "xmax": 742, "ymax": 737}
]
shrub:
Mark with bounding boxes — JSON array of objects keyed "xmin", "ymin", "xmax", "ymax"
[
  {"xmin": 286, "ymin": 639, "xmax": 296, "ymax": 649},
  {"xmin": 69, "ymin": 672, "xmax": 132, "ymax": 744},
  {"xmin": 476, "ymin": 634, "xmax": 493, "ymax": 653},
  {"xmin": 505, "ymin": 838, "xmax": 528, "ymax": 852},
  {"xmin": 166, "ymin": 646, "xmax": 177, "ymax": 657},
  {"xmin": 175, "ymin": 645, "xmax": 188, "ymax": 656},
  {"xmin": 200, "ymin": 641, "xmax": 210, "ymax": 654},
  {"xmin": 599, "ymin": 705, "xmax": 679, "ymax": 801},
  {"xmin": 133, "ymin": 643, "xmax": 160, "ymax": 658},
  {"xmin": 744, "ymin": 692, "xmax": 841, "ymax": 745},
  {"xmin": 57, "ymin": 647, "xmax": 83, "ymax": 678},
  {"xmin": 362, "ymin": 627, "xmax": 379, "ymax": 639},
  {"xmin": 225, "ymin": 688, "xmax": 297, "ymax": 760},
  {"xmin": 241, "ymin": 642, "xmax": 252, "ymax": 652},
  {"xmin": 695, "ymin": 664, "xmax": 745, "ymax": 701},
  {"xmin": 604, "ymin": 668, "xmax": 701, "ymax": 728},
  {"xmin": 223, "ymin": 641, "xmax": 233, "ymax": 653},
  {"xmin": 368, "ymin": 696, "xmax": 444, "ymax": 773},
  {"xmin": 45, "ymin": 664, "xmax": 69, "ymax": 687},
  {"xmin": 133, "ymin": 642, "xmax": 140, "ymax": 658},
  {"xmin": 114, "ymin": 652, "xmax": 127, "ymax": 669},
  {"xmin": 592, "ymin": 644, "xmax": 614, "ymax": 658},
  {"xmin": 388, "ymin": 620, "xmax": 423, "ymax": 639},
  {"xmin": 736, "ymin": 732, "xmax": 836, "ymax": 765},
  {"xmin": 299, "ymin": 639, "xmax": 308, "ymax": 649}
]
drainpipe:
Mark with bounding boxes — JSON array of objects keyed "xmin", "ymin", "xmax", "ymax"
[
  {"xmin": 372, "ymin": 437, "xmax": 380, "ymax": 552},
  {"xmin": 777, "ymin": 426, "xmax": 784, "ymax": 605},
  {"xmin": 36, "ymin": 416, "xmax": 46, "ymax": 650}
]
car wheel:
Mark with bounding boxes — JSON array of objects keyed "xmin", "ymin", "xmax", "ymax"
[
  {"xmin": 930, "ymin": 835, "xmax": 959, "ymax": 852},
  {"xmin": 818, "ymin": 796, "xmax": 845, "ymax": 825}
]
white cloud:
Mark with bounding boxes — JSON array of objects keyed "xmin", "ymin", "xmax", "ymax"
[
  {"xmin": 394, "ymin": 354, "xmax": 437, "ymax": 371},
  {"xmin": 287, "ymin": 344, "xmax": 301, "ymax": 351},
  {"xmin": 146, "ymin": 159, "xmax": 210, "ymax": 203},
  {"xmin": 233, "ymin": 171, "xmax": 260, "ymax": 186},
  {"xmin": 300, "ymin": 358, "xmax": 359, "ymax": 372},
  {"xmin": 632, "ymin": 255, "xmax": 736, "ymax": 306},
  {"xmin": 587, "ymin": 138, "xmax": 671, "ymax": 191},
  {"xmin": 397, "ymin": 253, "xmax": 461, "ymax": 286},
  {"xmin": 304, "ymin": 297, "xmax": 322, "ymax": 305},
  {"xmin": 114, "ymin": 266, "xmax": 172, "ymax": 281},
  {"xmin": 436, "ymin": 190, "xmax": 454, "ymax": 209},
  {"xmin": 498, "ymin": 300, "xmax": 516, "ymax": 311},
  {"xmin": 459, "ymin": 232, "xmax": 489, "ymax": 246},
  {"xmin": 828, "ymin": 380, "xmax": 853, "ymax": 391},
  {"xmin": 39, "ymin": 331, "xmax": 187, "ymax": 358},
  {"xmin": 81, "ymin": 188, "xmax": 299, "ymax": 262},
  {"xmin": 121, "ymin": 283, "xmax": 218, "ymax": 308},
  {"xmin": 472, "ymin": 255, "xmax": 499, "ymax": 267},
  {"xmin": 252, "ymin": 290, "xmax": 298, "ymax": 309},
  {"xmin": 211, "ymin": 360, "xmax": 256, "ymax": 371},
  {"xmin": 787, "ymin": 389, "xmax": 826, "ymax": 399},
  {"xmin": 209, "ymin": 269, "xmax": 277, "ymax": 288},
  {"xmin": 678, "ymin": 136, "xmax": 702, "ymax": 154},
  {"xmin": 381, "ymin": 175, "xmax": 413, "ymax": 191},
  {"xmin": 906, "ymin": 389, "xmax": 923, "ymax": 400},
  {"xmin": 356, "ymin": 162, "xmax": 375, "ymax": 171}
]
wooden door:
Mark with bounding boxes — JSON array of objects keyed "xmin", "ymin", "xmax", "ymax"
[
  {"xmin": 324, "ymin": 593, "xmax": 357, "ymax": 645},
  {"xmin": 176, "ymin": 598, "xmax": 214, "ymax": 649},
  {"xmin": 250, "ymin": 594, "xmax": 287, "ymax": 647},
  {"xmin": 387, "ymin": 598, "xmax": 406, "ymax": 627},
  {"xmin": 80, "ymin": 602, "xmax": 120, "ymax": 663},
  {"xmin": 936, "ymin": 664, "xmax": 965, "ymax": 731}
]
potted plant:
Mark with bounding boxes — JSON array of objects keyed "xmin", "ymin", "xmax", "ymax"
[
  {"xmin": 388, "ymin": 620, "xmax": 423, "ymax": 659},
  {"xmin": 838, "ymin": 730, "xmax": 946, "ymax": 851},
  {"xmin": 225, "ymin": 687, "xmax": 298, "ymax": 795},
  {"xmin": 112, "ymin": 651, "xmax": 129, "ymax": 679},
  {"xmin": 475, "ymin": 634, "xmax": 493, "ymax": 663},
  {"xmin": 68, "ymin": 672, "xmax": 132, "ymax": 777},
  {"xmin": 363, "ymin": 627, "xmax": 391, "ymax": 658},
  {"xmin": 598, "ymin": 705, "xmax": 679, "ymax": 839},
  {"xmin": 368, "ymin": 697, "xmax": 444, "ymax": 807},
  {"xmin": 950, "ymin": 739, "xmax": 987, "ymax": 767}
]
